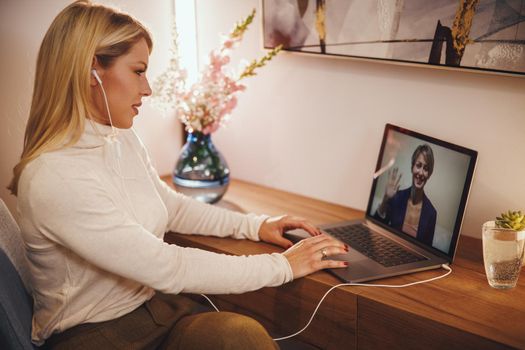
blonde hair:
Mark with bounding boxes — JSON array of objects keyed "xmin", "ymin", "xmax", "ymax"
[{"xmin": 9, "ymin": 0, "xmax": 152, "ymax": 195}]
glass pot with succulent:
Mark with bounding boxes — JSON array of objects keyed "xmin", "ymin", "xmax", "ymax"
[{"xmin": 482, "ymin": 210, "xmax": 525, "ymax": 289}]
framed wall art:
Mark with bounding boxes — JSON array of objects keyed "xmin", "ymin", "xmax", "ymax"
[{"xmin": 262, "ymin": 0, "xmax": 525, "ymax": 76}]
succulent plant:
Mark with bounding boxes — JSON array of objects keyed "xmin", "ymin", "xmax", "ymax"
[{"xmin": 495, "ymin": 210, "xmax": 525, "ymax": 231}]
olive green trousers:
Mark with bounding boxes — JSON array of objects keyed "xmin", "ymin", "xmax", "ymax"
[{"xmin": 44, "ymin": 292, "xmax": 278, "ymax": 349}]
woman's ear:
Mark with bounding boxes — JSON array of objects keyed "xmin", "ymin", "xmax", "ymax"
[{"xmin": 90, "ymin": 56, "xmax": 102, "ymax": 87}]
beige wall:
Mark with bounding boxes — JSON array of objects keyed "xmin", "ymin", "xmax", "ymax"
[
  {"xmin": 0, "ymin": 0, "xmax": 182, "ymax": 220},
  {"xmin": 196, "ymin": 0, "xmax": 525, "ymax": 239},
  {"xmin": 1, "ymin": 0, "xmax": 524, "ymax": 241}
]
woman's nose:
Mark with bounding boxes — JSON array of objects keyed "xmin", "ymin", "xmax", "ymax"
[{"xmin": 142, "ymin": 78, "xmax": 152, "ymax": 96}]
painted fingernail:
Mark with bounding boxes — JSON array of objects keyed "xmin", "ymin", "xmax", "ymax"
[
  {"xmin": 344, "ymin": 262, "xmax": 349, "ymax": 266},
  {"xmin": 344, "ymin": 244, "xmax": 349, "ymax": 251}
]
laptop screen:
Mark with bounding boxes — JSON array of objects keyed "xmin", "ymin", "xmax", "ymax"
[{"xmin": 366, "ymin": 124, "xmax": 477, "ymax": 260}]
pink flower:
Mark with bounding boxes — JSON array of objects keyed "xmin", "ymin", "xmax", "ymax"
[
  {"xmin": 202, "ymin": 121, "xmax": 221, "ymax": 135},
  {"xmin": 152, "ymin": 10, "xmax": 280, "ymax": 135},
  {"xmin": 223, "ymin": 39, "xmax": 234, "ymax": 49},
  {"xmin": 209, "ymin": 52, "xmax": 230, "ymax": 71},
  {"xmin": 219, "ymin": 96, "xmax": 237, "ymax": 118}
]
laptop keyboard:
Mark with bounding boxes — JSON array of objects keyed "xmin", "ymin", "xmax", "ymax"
[{"xmin": 325, "ymin": 224, "xmax": 427, "ymax": 267}]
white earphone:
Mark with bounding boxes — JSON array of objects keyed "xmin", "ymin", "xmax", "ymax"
[{"xmin": 91, "ymin": 69, "xmax": 103, "ymax": 85}]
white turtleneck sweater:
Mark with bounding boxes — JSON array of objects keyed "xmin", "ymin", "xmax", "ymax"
[{"xmin": 17, "ymin": 121, "xmax": 293, "ymax": 345}]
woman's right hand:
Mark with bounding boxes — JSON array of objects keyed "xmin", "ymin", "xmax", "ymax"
[
  {"xmin": 376, "ymin": 167, "xmax": 401, "ymax": 218},
  {"xmin": 283, "ymin": 234, "xmax": 348, "ymax": 279},
  {"xmin": 384, "ymin": 167, "xmax": 401, "ymax": 200}
]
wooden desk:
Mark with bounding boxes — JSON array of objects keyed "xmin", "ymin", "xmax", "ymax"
[{"xmin": 163, "ymin": 178, "xmax": 525, "ymax": 350}]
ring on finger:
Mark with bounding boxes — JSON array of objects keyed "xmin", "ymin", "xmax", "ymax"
[{"xmin": 320, "ymin": 248, "xmax": 328, "ymax": 259}]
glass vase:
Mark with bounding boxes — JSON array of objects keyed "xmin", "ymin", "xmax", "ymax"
[
  {"xmin": 173, "ymin": 131, "xmax": 230, "ymax": 204},
  {"xmin": 482, "ymin": 221, "xmax": 525, "ymax": 289}
]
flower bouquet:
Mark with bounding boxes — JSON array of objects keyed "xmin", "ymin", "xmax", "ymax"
[
  {"xmin": 153, "ymin": 8, "xmax": 282, "ymax": 134},
  {"xmin": 152, "ymin": 9, "xmax": 281, "ymax": 203}
]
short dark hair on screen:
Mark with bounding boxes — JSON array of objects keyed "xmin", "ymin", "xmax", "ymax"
[{"xmin": 411, "ymin": 144, "xmax": 434, "ymax": 177}]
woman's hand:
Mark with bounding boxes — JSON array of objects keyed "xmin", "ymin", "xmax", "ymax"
[
  {"xmin": 385, "ymin": 167, "xmax": 401, "ymax": 200},
  {"xmin": 377, "ymin": 167, "xmax": 401, "ymax": 218},
  {"xmin": 283, "ymin": 234, "xmax": 348, "ymax": 279},
  {"xmin": 258, "ymin": 215, "xmax": 321, "ymax": 249}
]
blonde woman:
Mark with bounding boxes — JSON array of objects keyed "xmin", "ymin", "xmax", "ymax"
[
  {"xmin": 9, "ymin": 1, "xmax": 347, "ymax": 348},
  {"xmin": 375, "ymin": 145, "xmax": 437, "ymax": 245}
]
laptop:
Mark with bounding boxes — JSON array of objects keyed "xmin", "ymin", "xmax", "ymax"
[{"xmin": 285, "ymin": 124, "xmax": 478, "ymax": 282}]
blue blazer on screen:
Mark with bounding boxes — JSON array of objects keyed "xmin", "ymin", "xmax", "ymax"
[{"xmin": 374, "ymin": 187, "xmax": 437, "ymax": 245}]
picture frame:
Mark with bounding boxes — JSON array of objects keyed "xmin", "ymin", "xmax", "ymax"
[{"xmin": 262, "ymin": 0, "xmax": 525, "ymax": 77}]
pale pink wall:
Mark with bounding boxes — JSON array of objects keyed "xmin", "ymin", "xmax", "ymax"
[
  {"xmin": 195, "ymin": 0, "xmax": 525, "ymax": 239},
  {"xmin": 2, "ymin": 0, "xmax": 524, "ymax": 240}
]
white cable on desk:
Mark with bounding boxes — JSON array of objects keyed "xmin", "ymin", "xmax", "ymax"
[{"xmin": 201, "ymin": 264, "xmax": 452, "ymax": 342}]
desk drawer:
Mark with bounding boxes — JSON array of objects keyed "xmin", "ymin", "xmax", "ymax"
[{"xmin": 357, "ymin": 297, "xmax": 505, "ymax": 350}]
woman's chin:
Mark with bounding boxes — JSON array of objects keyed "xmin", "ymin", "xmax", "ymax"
[
  {"xmin": 114, "ymin": 118, "xmax": 134, "ymax": 129},
  {"xmin": 413, "ymin": 180, "xmax": 426, "ymax": 190}
]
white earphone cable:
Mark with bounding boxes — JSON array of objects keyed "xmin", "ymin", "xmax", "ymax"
[
  {"xmin": 92, "ymin": 72, "xmax": 140, "ymax": 221},
  {"xmin": 93, "ymin": 71, "xmax": 118, "ymax": 140}
]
